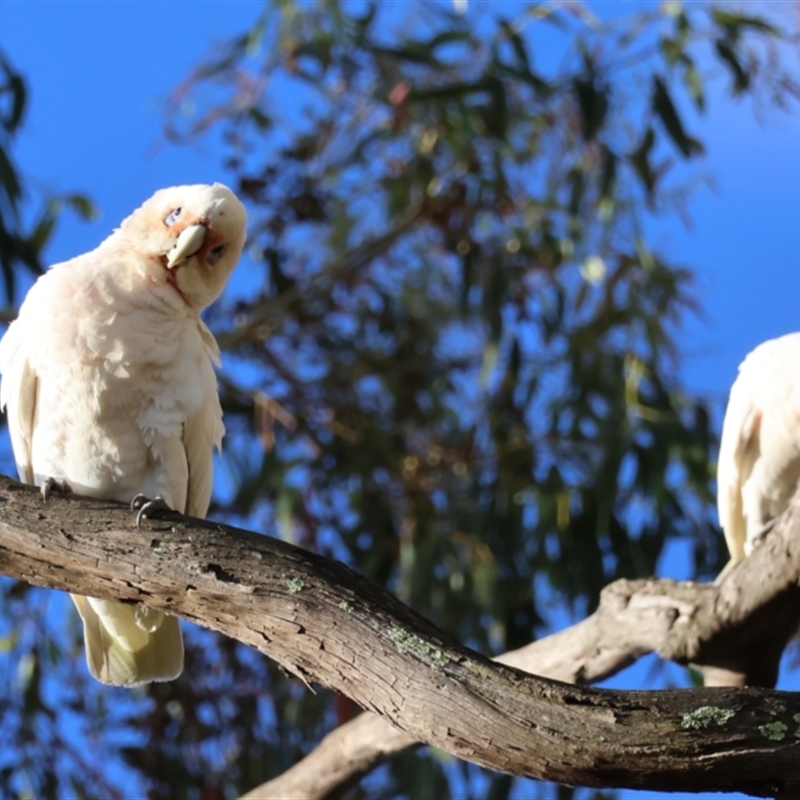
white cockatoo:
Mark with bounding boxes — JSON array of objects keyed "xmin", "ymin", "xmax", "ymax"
[
  {"xmin": 0, "ymin": 183, "xmax": 247, "ymax": 686},
  {"xmin": 717, "ymin": 332, "xmax": 800, "ymax": 569}
]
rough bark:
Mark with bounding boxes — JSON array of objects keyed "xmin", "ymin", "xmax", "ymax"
[
  {"xmin": 1, "ymin": 474, "xmax": 800, "ymax": 798},
  {"xmin": 249, "ymin": 511, "xmax": 800, "ymax": 799}
]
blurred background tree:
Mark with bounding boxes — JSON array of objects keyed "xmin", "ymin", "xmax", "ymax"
[{"xmin": 1, "ymin": 2, "xmax": 798, "ymax": 798}]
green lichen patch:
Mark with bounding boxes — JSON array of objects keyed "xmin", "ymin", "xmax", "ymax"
[
  {"xmin": 338, "ymin": 600, "xmax": 353, "ymax": 613},
  {"xmin": 387, "ymin": 626, "xmax": 449, "ymax": 669},
  {"xmin": 286, "ymin": 577, "xmax": 305, "ymax": 594},
  {"xmin": 680, "ymin": 706, "xmax": 735, "ymax": 730},
  {"xmin": 759, "ymin": 721, "xmax": 788, "ymax": 741}
]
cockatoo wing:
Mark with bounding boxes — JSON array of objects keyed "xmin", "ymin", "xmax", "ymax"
[
  {"xmin": 717, "ymin": 366, "xmax": 761, "ymax": 564},
  {"xmin": 717, "ymin": 333, "xmax": 800, "ymax": 569},
  {"xmin": 0, "ymin": 319, "xmax": 37, "ymax": 486},
  {"xmin": 184, "ymin": 321, "xmax": 224, "ymax": 519}
]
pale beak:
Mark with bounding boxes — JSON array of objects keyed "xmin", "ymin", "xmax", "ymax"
[{"xmin": 166, "ymin": 224, "xmax": 207, "ymax": 268}]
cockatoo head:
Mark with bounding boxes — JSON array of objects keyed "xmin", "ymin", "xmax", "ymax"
[{"xmin": 120, "ymin": 183, "xmax": 247, "ymax": 311}]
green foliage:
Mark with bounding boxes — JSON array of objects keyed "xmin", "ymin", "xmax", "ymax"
[{"xmin": 2, "ymin": 3, "xmax": 800, "ymax": 799}]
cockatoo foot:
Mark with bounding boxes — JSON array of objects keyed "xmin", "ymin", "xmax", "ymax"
[
  {"xmin": 41, "ymin": 478, "xmax": 72, "ymax": 503},
  {"xmin": 130, "ymin": 494, "xmax": 172, "ymax": 528}
]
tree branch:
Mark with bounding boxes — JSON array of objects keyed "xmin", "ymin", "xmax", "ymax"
[
  {"xmin": 1, "ymin": 474, "xmax": 799, "ymax": 798},
  {"xmin": 248, "ymin": 503, "xmax": 800, "ymax": 799}
]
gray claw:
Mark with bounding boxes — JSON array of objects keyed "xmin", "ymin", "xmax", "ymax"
[
  {"xmin": 130, "ymin": 494, "xmax": 171, "ymax": 528},
  {"xmin": 41, "ymin": 478, "xmax": 72, "ymax": 503}
]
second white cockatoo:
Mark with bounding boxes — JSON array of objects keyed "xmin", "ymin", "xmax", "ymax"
[
  {"xmin": 0, "ymin": 183, "xmax": 247, "ymax": 686},
  {"xmin": 717, "ymin": 332, "xmax": 800, "ymax": 570}
]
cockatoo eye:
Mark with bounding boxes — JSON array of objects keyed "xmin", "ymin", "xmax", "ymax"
[
  {"xmin": 164, "ymin": 207, "xmax": 183, "ymax": 226},
  {"xmin": 208, "ymin": 244, "xmax": 226, "ymax": 265}
]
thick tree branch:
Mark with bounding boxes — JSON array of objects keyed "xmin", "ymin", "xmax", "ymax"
[
  {"xmin": 250, "ymin": 498, "xmax": 800, "ymax": 799},
  {"xmin": 1, "ymin": 474, "xmax": 800, "ymax": 798}
]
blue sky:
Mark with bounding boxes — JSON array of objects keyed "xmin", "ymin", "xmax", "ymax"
[
  {"xmin": 1, "ymin": 1, "xmax": 262, "ymax": 222},
  {"xmin": 1, "ymin": 2, "xmax": 799, "ymax": 798}
]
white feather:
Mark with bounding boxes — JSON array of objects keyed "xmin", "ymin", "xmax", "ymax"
[
  {"xmin": 718, "ymin": 332, "xmax": 800, "ymax": 567},
  {"xmin": 0, "ymin": 183, "xmax": 246, "ymax": 686}
]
